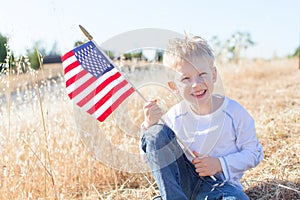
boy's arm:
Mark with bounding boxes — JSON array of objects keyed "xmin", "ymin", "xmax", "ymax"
[{"xmin": 218, "ymin": 111, "xmax": 264, "ymax": 181}]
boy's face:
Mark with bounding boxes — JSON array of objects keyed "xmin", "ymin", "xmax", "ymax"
[{"xmin": 169, "ymin": 59, "xmax": 217, "ymax": 113}]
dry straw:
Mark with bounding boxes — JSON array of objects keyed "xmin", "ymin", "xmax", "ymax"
[{"xmin": 0, "ymin": 46, "xmax": 299, "ymax": 199}]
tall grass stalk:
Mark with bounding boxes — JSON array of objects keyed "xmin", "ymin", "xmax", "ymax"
[
  {"xmin": 35, "ymin": 48, "xmax": 57, "ymax": 199},
  {"xmin": 3, "ymin": 44, "xmax": 12, "ymax": 153},
  {"xmin": 5, "ymin": 47, "xmax": 12, "ymax": 200}
]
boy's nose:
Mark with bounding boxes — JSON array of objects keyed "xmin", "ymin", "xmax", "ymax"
[{"xmin": 191, "ymin": 77, "xmax": 204, "ymax": 88}]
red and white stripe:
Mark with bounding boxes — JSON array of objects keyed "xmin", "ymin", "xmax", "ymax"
[{"xmin": 62, "ymin": 50, "xmax": 135, "ymax": 122}]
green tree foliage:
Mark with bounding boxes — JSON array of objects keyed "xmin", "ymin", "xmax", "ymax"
[
  {"xmin": 131, "ymin": 52, "xmax": 142, "ymax": 59},
  {"xmin": 74, "ymin": 40, "xmax": 88, "ymax": 47},
  {"xmin": 157, "ymin": 50, "xmax": 163, "ymax": 62},
  {"xmin": 123, "ymin": 51, "xmax": 142, "ymax": 60},
  {"xmin": 290, "ymin": 46, "xmax": 299, "ymax": 58},
  {"xmin": 15, "ymin": 55, "xmax": 31, "ymax": 74},
  {"xmin": 26, "ymin": 48, "xmax": 40, "ymax": 70},
  {"xmin": 224, "ymin": 31, "xmax": 255, "ymax": 63},
  {"xmin": 26, "ymin": 42, "xmax": 46, "ymax": 70},
  {"xmin": 105, "ymin": 51, "xmax": 115, "ymax": 60},
  {"xmin": 0, "ymin": 33, "xmax": 16, "ymax": 73},
  {"xmin": 0, "ymin": 33, "xmax": 7, "ymax": 63},
  {"xmin": 209, "ymin": 32, "xmax": 255, "ymax": 64}
]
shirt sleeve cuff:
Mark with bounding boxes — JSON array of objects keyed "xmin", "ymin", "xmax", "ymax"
[{"xmin": 218, "ymin": 156, "xmax": 230, "ymax": 181}]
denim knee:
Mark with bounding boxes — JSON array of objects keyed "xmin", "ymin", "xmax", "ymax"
[{"xmin": 141, "ymin": 124, "xmax": 176, "ymax": 153}]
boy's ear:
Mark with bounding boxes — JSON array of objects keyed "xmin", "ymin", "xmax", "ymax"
[{"xmin": 168, "ymin": 81, "xmax": 178, "ymax": 91}]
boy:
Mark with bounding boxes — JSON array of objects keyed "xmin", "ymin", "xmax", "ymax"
[{"xmin": 141, "ymin": 34, "xmax": 263, "ymax": 200}]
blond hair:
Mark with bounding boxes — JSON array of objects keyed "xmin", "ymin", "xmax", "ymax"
[{"xmin": 163, "ymin": 33, "xmax": 215, "ymax": 69}]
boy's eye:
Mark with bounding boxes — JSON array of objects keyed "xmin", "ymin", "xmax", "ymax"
[{"xmin": 180, "ymin": 77, "xmax": 189, "ymax": 81}]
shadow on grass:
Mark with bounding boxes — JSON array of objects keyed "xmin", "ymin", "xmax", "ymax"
[{"xmin": 244, "ymin": 179, "xmax": 300, "ymax": 200}]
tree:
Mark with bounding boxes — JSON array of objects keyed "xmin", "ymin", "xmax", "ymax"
[
  {"xmin": 290, "ymin": 46, "xmax": 299, "ymax": 58},
  {"xmin": 224, "ymin": 31, "xmax": 255, "ymax": 63},
  {"xmin": 0, "ymin": 33, "xmax": 7, "ymax": 63},
  {"xmin": 26, "ymin": 42, "xmax": 47, "ymax": 70},
  {"xmin": 0, "ymin": 33, "xmax": 16, "ymax": 73},
  {"xmin": 74, "ymin": 40, "xmax": 87, "ymax": 47},
  {"xmin": 0, "ymin": 33, "xmax": 8, "ymax": 72}
]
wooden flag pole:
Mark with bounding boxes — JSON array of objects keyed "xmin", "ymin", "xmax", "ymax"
[{"xmin": 79, "ymin": 25, "xmax": 93, "ymax": 41}]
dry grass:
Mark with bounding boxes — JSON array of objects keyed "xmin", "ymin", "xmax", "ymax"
[{"xmin": 0, "ymin": 59, "xmax": 299, "ymax": 199}]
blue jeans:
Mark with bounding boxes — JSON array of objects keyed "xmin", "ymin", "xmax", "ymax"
[{"xmin": 141, "ymin": 124, "xmax": 249, "ymax": 200}]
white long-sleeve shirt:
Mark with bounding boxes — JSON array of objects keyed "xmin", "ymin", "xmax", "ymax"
[{"xmin": 163, "ymin": 95, "xmax": 264, "ymax": 189}]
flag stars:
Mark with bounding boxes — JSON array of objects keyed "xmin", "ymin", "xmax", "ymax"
[{"xmin": 73, "ymin": 42, "xmax": 114, "ymax": 78}]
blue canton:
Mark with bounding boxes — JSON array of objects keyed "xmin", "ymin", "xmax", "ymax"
[{"xmin": 73, "ymin": 41, "xmax": 114, "ymax": 78}]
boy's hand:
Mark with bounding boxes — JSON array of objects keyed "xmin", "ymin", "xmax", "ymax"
[
  {"xmin": 143, "ymin": 99, "xmax": 163, "ymax": 129},
  {"xmin": 192, "ymin": 151, "xmax": 222, "ymax": 177}
]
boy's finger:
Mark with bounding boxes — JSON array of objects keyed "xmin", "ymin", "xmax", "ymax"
[
  {"xmin": 146, "ymin": 99, "xmax": 157, "ymax": 104},
  {"xmin": 151, "ymin": 105, "xmax": 162, "ymax": 111},
  {"xmin": 143, "ymin": 101, "xmax": 157, "ymax": 108},
  {"xmin": 147, "ymin": 99, "xmax": 157, "ymax": 105},
  {"xmin": 193, "ymin": 151, "xmax": 200, "ymax": 157}
]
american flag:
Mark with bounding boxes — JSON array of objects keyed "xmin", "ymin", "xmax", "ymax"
[{"xmin": 61, "ymin": 41, "xmax": 135, "ymax": 122}]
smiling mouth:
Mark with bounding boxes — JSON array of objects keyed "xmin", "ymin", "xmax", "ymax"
[{"xmin": 191, "ymin": 90, "xmax": 207, "ymax": 97}]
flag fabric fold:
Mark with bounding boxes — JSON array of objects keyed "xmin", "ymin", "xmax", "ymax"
[{"xmin": 61, "ymin": 41, "xmax": 135, "ymax": 122}]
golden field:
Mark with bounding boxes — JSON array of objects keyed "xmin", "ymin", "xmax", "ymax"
[{"xmin": 0, "ymin": 58, "xmax": 299, "ymax": 199}]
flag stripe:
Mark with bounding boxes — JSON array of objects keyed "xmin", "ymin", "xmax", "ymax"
[
  {"xmin": 66, "ymin": 71, "xmax": 92, "ymax": 95},
  {"xmin": 86, "ymin": 79, "xmax": 129, "ymax": 114},
  {"xmin": 66, "ymin": 69, "xmax": 88, "ymax": 88},
  {"xmin": 64, "ymin": 60, "xmax": 80, "ymax": 74},
  {"xmin": 97, "ymin": 87, "xmax": 135, "ymax": 122},
  {"xmin": 92, "ymin": 83, "xmax": 133, "ymax": 119},
  {"xmin": 72, "ymin": 68, "xmax": 119, "ymax": 105},
  {"xmin": 68, "ymin": 75, "xmax": 97, "ymax": 99},
  {"xmin": 61, "ymin": 50, "xmax": 74, "ymax": 62},
  {"xmin": 63, "ymin": 55, "xmax": 78, "ymax": 72},
  {"xmin": 76, "ymin": 71, "xmax": 122, "ymax": 107},
  {"xmin": 80, "ymin": 74, "xmax": 125, "ymax": 111},
  {"xmin": 64, "ymin": 65, "xmax": 83, "ymax": 82},
  {"xmin": 62, "ymin": 54, "xmax": 78, "ymax": 70}
]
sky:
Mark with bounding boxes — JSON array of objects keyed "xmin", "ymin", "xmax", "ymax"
[{"xmin": 0, "ymin": 0, "xmax": 299, "ymax": 59}]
